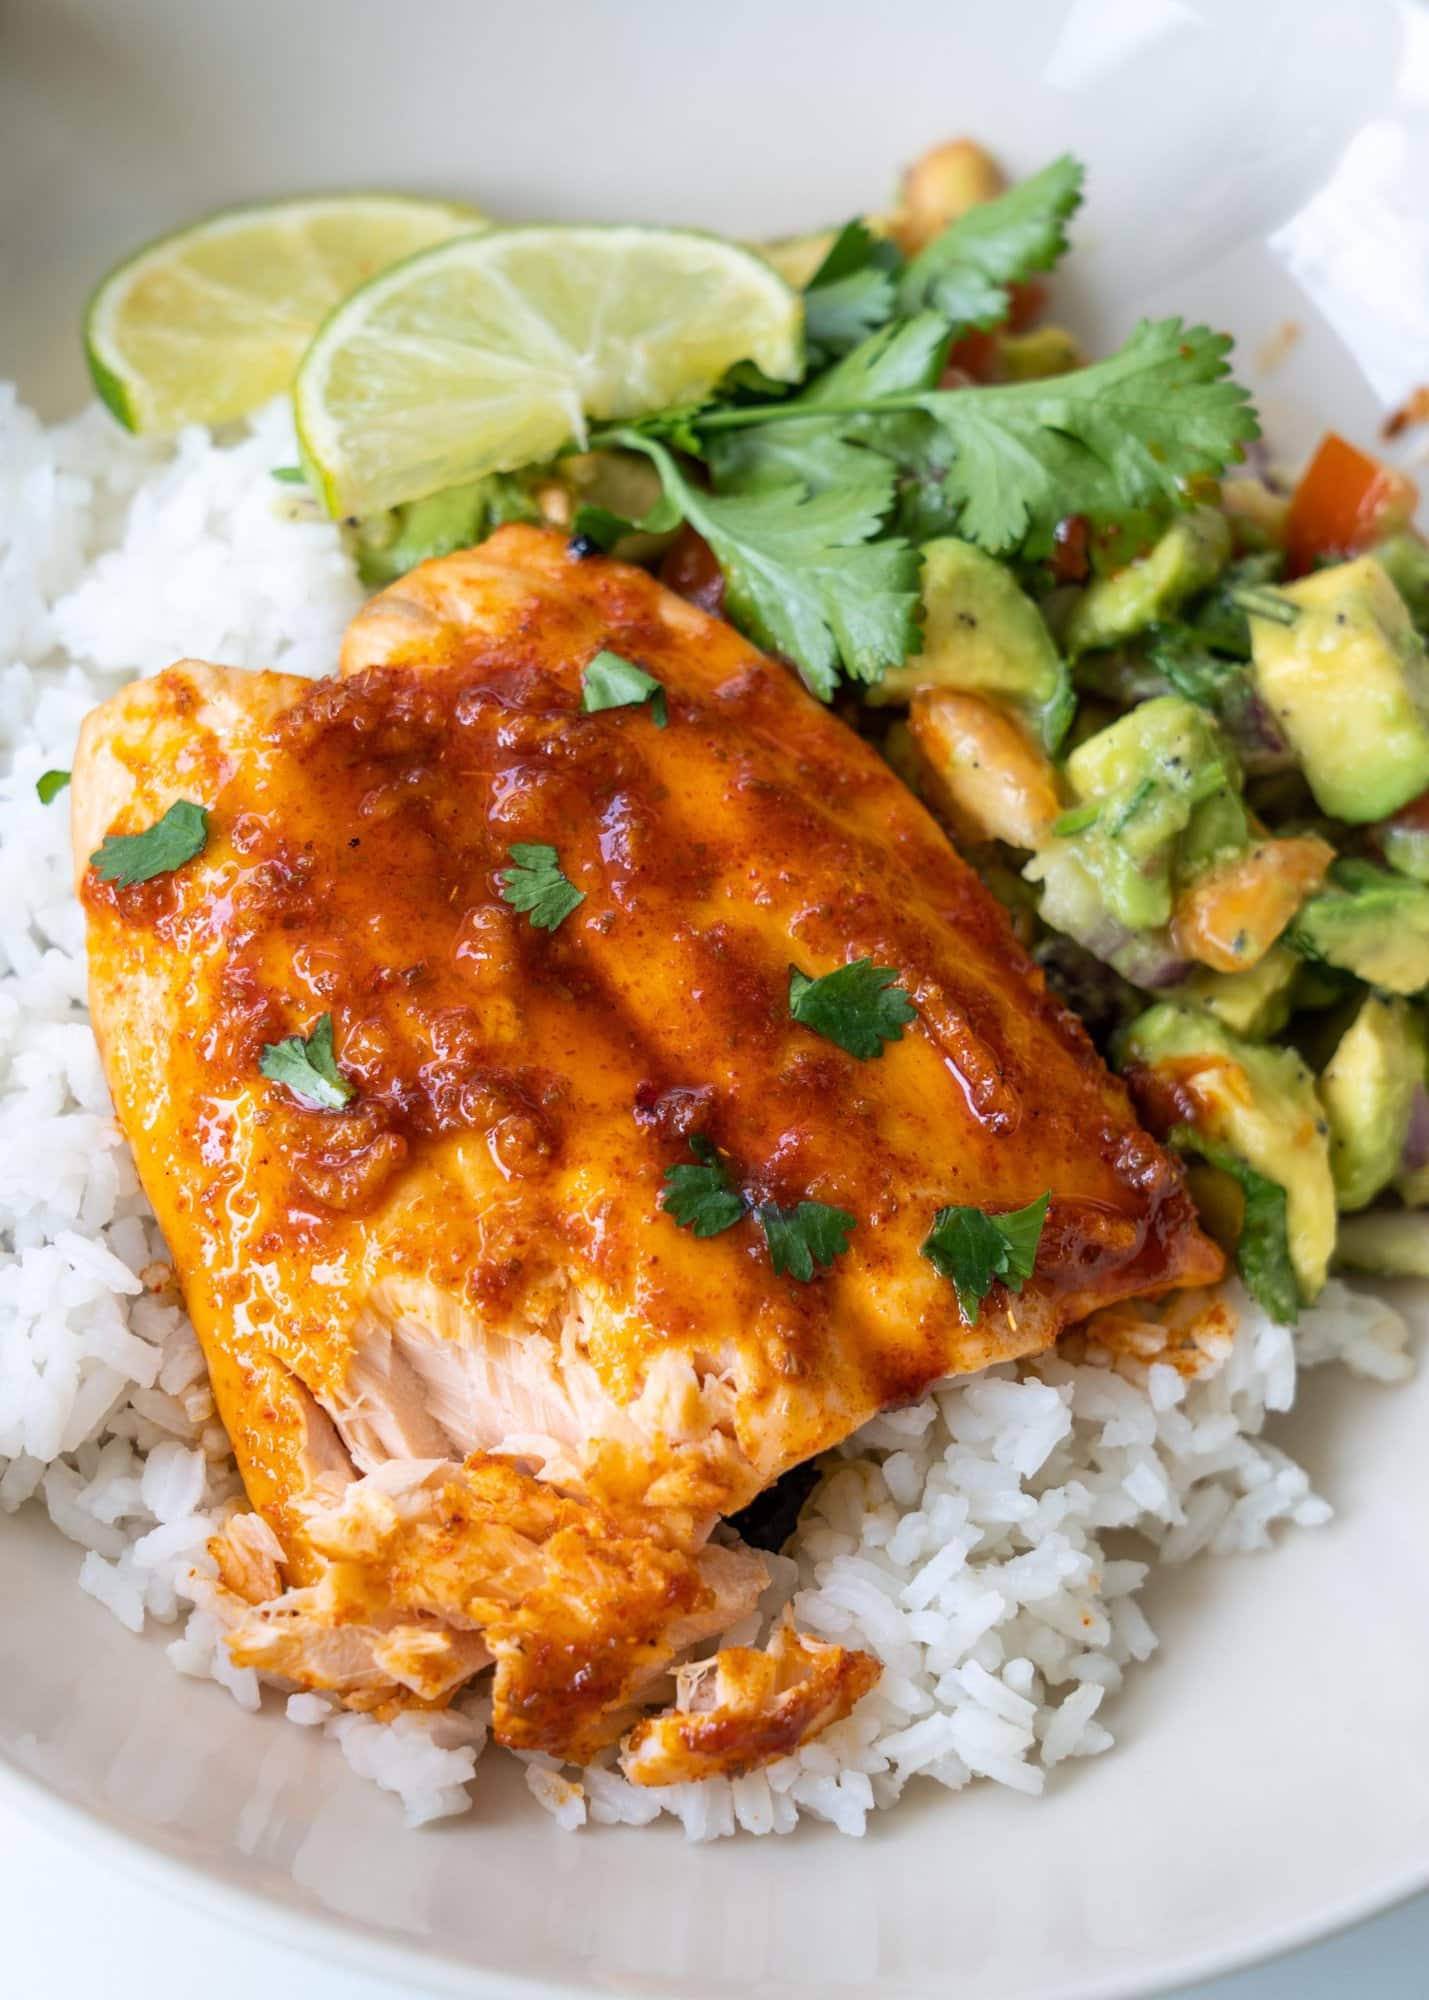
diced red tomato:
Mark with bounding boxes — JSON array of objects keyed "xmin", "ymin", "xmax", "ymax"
[
  {"xmin": 1006, "ymin": 280, "xmax": 1045, "ymax": 332},
  {"xmin": 943, "ymin": 328, "xmax": 1002, "ymax": 383},
  {"xmin": 1050, "ymin": 514, "xmax": 1091, "ymax": 583},
  {"xmin": 1285, "ymin": 431, "xmax": 1419, "ymax": 573}
]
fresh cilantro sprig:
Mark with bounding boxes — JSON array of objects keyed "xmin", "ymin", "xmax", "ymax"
[
  {"xmin": 898, "ymin": 155, "xmax": 1084, "ymax": 329},
  {"xmin": 497, "ymin": 843, "xmax": 585, "ymax": 931},
  {"xmin": 36, "ymin": 770, "xmax": 70, "ymax": 805},
  {"xmin": 907, "ymin": 319, "xmax": 1257, "ymax": 553},
  {"xmin": 661, "ymin": 1138, "xmax": 856, "ymax": 1280},
  {"xmin": 661, "ymin": 1136, "xmax": 746, "ymax": 1237},
  {"xmin": 581, "ymin": 649, "xmax": 668, "ymax": 727},
  {"xmin": 610, "ymin": 431, "xmax": 922, "ymax": 699},
  {"xmin": 1170, "ymin": 1127, "xmax": 1299, "ymax": 1324},
  {"xmin": 801, "ymin": 156, "xmax": 1080, "ymax": 366},
  {"xmin": 559, "ymin": 156, "xmax": 1258, "ymax": 702},
  {"xmin": 802, "ymin": 220, "xmax": 904, "ymax": 367},
  {"xmin": 707, "ymin": 313, "xmax": 949, "ymax": 499},
  {"xmin": 755, "ymin": 1200, "xmax": 856, "ymax": 1281},
  {"xmin": 684, "ymin": 318, "xmax": 1257, "ymax": 559},
  {"xmin": 601, "ymin": 317, "xmax": 1256, "ymax": 688},
  {"xmin": 259, "ymin": 1013, "xmax": 354, "ymax": 1111},
  {"xmin": 89, "ymin": 799, "xmax": 209, "ymax": 887},
  {"xmin": 921, "ymin": 1192, "xmax": 1051, "ymax": 1324},
  {"xmin": 788, "ymin": 958, "xmax": 916, "ymax": 1059}
]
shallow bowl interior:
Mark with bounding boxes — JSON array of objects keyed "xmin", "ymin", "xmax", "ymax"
[{"xmin": 3, "ymin": 3, "xmax": 1429, "ymax": 1996}]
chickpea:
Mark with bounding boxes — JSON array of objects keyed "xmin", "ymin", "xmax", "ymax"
[{"xmin": 892, "ymin": 138, "xmax": 1006, "ymax": 255}]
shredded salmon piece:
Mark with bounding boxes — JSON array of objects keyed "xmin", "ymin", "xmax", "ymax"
[{"xmin": 620, "ymin": 1619, "xmax": 881, "ymax": 1786}]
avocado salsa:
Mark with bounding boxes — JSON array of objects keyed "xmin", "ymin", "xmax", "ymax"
[{"xmin": 852, "ymin": 430, "xmax": 1429, "ymax": 1323}]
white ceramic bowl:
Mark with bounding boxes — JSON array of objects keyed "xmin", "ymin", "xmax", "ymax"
[{"xmin": 4, "ymin": 3, "xmax": 1429, "ymax": 1995}]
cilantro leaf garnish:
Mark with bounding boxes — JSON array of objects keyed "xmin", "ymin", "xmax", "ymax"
[
  {"xmin": 1169, "ymin": 1127, "xmax": 1299, "ymax": 1324},
  {"xmin": 802, "ymin": 220, "xmax": 904, "ymax": 366},
  {"xmin": 636, "ymin": 319, "xmax": 1256, "ymax": 571},
  {"xmin": 756, "ymin": 1200, "xmax": 856, "ymax": 1281},
  {"xmin": 898, "ymin": 154, "xmax": 1084, "ymax": 329},
  {"xmin": 788, "ymin": 958, "xmax": 916, "ymax": 1059},
  {"xmin": 259, "ymin": 1013, "xmax": 354, "ymax": 1111},
  {"xmin": 708, "ymin": 315, "xmax": 949, "ymax": 499},
  {"xmin": 36, "ymin": 770, "xmax": 70, "ymax": 805},
  {"xmin": 909, "ymin": 319, "xmax": 1258, "ymax": 555},
  {"xmin": 271, "ymin": 464, "xmax": 307, "ymax": 485},
  {"xmin": 614, "ymin": 432, "xmax": 921, "ymax": 699},
  {"xmin": 497, "ymin": 842, "xmax": 585, "ymax": 932},
  {"xmin": 661, "ymin": 1135, "xmax": 747, "ymax": 1237},
  {"xmin": 921, "ymin": 1192, "xmax": 1051, "ymax": 1324},
  {"xmin": 581, "ymin": 649, "xmax": 668, "ymax": 727},
  {"xmin": 584, "ymin": 161, "xmax": 1258, "ymax": 694},
  {"xmin": 89, "ymin": 799, "xmax": 209, "ymax": 888},
  {"xmin": 803, "ymin": 312, "xmax": 953, "ymax": 408}
]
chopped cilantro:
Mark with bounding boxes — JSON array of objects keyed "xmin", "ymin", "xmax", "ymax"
[
  {"xmin": 921, "ymin": 1191, "xmax": 1051, "ymax": 1324},
  {"xmin": 497, "ymin": 842, "xmax": 584, "ymax": 932},
  {"xmin": 89, "ymin": 799, "xmax": 208, "ymax": 888},
  {"xmin": 271, "ymin": 464, "xmax": 307, "ymax": 485},
  {"xmin": 756, "ymin": 1199, "xmax": 856, "ymax": 1281},
  {"xmin": 661, "ymin": 1136, "xmax": 746, "ymax": 1237},
  {"xmin": 898, "ymin": 154, "xmax": 1084, "ymax": 329},
  {"xmin": 787, "ymin": 958, "xmax": 916, "ymax": 1059},
  {"xmin": 581, "ymin": 649, "xmax": 668, "ymax": 727},
  {"xmin": 259, "ymin": 1013, "xmax": 354, "ymax": 1111},
  {"xmin": 1170, "ymin": 1127, "xmax": 1299, "ymax": 1324},
  {"xmin": 36, "ymin": 770, "xmax": 70, "ymax": 805}
]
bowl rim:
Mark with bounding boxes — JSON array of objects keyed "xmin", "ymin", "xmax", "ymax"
[{"xmin": 4, "ymin": 1735, "xmax": 1427, "ymax": 2000}]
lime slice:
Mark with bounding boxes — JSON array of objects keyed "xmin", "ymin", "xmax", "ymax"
[
  {"xmin": 85, "ymin": 195, "xmax": 484, "ymax": 433},
  {"xmin": 293, "ymin": 225, "xmax": 804, "ymax": 518}
]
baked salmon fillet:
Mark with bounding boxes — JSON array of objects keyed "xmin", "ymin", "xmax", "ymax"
[{"xmin": 72, "ymin": 524, "xmax": 1221, "ymax": 1774}]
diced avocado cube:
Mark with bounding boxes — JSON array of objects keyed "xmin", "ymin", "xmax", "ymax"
[
  {"xmin": 869, "ymin": 537, "xmax": 1071, "ymax": 747},
  {"xmin": 1335, "ymin": 1209, "xmax": 1429, "ymax": 1278},
  {"xmin": 1064, "ymin": 507, "xmax": 1232, "ymax": 658},
  {"xmin": 1380, "ymin": 819, "xmax": 1429, "ymax": 882},
  {"xmin": 1317, "ymin": 995, "xmax": 1425, "ymax": 1211},
  {"xmin": 1178, "ymin": 943, "xmax": 1300, "ymax": 1039},
  {"xmin": 348, "ymin": 470, "xmax": 540, "ymax": 588},
  {"xmin": 1291, "ymin": 859, "xmax": 1429, "ymax": 995},
  {"xmin": 1249, "ymin": 556, "xmax": 1429, "ymax": 823},
  {"xmin": 1046, "ymin": 696, "xmax": 1240, "ymax": 931},
  {"xmin": 1119, "ymin": 1003, "xmax": 1335, "ymax": 1301}
]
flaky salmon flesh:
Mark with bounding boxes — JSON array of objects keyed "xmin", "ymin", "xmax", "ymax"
[{"xmin": 74, "ymin": 525, "xmax": 1221, "ymax": 1777}]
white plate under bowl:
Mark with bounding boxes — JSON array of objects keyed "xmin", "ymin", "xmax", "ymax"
[{"xmin": 3, "ymin": 2, "xmax": 1429, "ymax": 1995}]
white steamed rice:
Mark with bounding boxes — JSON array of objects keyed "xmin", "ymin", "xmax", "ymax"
[{"xmin": 0, "ymin": 384, "xmax": 1416, "ymax": 1837}]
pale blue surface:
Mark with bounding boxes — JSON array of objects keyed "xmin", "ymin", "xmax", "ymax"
[{"xmin": 1, "ymin": 1793, "xmax": 1424, "ymax": 1998}]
